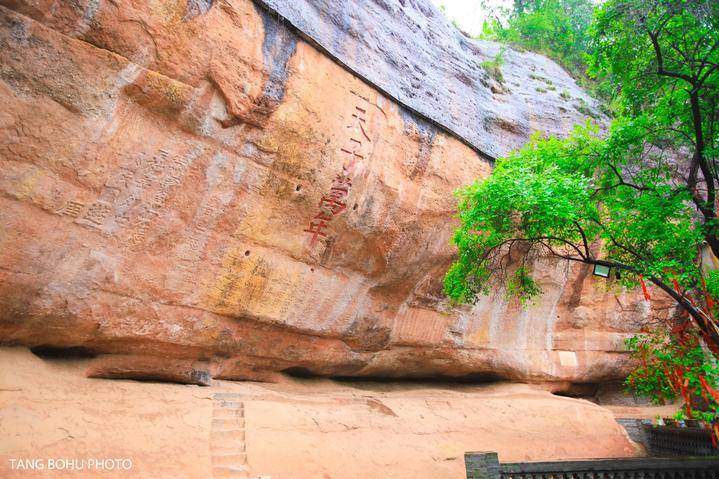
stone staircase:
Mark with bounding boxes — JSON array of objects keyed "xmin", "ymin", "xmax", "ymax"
[{"xmin": 211, "ymin": 392, "xmax": 250, "ymax": 478}]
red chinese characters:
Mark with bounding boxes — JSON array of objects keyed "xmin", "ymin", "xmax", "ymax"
[
  {"xmin": 340, "ymin": 106, "xmax": 369, "ymax": 175},
  {"xmin": 304, "ymin": 95, "xmax": 371, "ymax": 245},
  {"xmin": 304, "ymin": 175, "xmax": 352, "ymax": 243}
]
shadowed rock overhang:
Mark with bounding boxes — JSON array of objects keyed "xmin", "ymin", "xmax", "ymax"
[{"xmin": 253, "ymin": 0, "xmax": 605, "ymax": 159}]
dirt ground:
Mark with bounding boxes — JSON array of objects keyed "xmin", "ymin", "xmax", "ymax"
[{"xmin": 0, "ymin": 347, "xmax": 658, "ymax": 479}]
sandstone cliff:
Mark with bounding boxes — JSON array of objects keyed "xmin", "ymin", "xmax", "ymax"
[
  {"xmin": 0, "ymin": 0, "xmax": 655, "ymax": 385},
  {"xmin": 0, "ymin": 348, "xmax": 641, "ymax": 479}
]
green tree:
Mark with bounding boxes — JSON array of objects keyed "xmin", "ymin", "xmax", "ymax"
[
  {"xmin": 446, "ymin": 0, "xmax": 719, "ymax": 349},
  {"xmin": 591, "ymin": 0, "xmax": 719, "ymax": 256},
  {"xmin": 480, "ymin": 0, "xmax": 595, "ymax": 82},
  {"xmin": 625, "ymin": 326, "xmax": 719, "ymax": 422}
]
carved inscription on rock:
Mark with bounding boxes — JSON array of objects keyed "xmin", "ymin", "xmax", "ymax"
[
  {"xmin": 304, "ymin": 92, "xmax": 375, "ymax": 244},
  {"xmin": 55, "ymin": 146, "xmax": 201, "ymax": 250},
  {"xmin": 126, "ymin": 148, "xmax": 198, "ymax": 248}
]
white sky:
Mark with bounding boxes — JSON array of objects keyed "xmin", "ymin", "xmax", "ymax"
[{"xmin": 429, "ymin": 0, "xmax": 511, "ymax": 37}]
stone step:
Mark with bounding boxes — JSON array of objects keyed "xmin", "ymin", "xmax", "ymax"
[
  {"xmin": 212, "ymin": 408, "xmax": 244, "ymax": 419},
  {"xmin": 210, "ymin": 443, "xmax": 247, "ymax": 454},
  {"xmin": 215, "ymin": 400, "xmax": 244, "ymax": 409},
  {"xmin": 212, "ymin": 465, "xmax": 250, "ymax": 478},
  {"xmin": 211, "ymin": 453, "xmax": 248, "ymax": 467},
  {"xmin": 213, "ymin": 393, "xmax": 243, "ymax": 399},
  {"xmin": 212, "ymin": 418, "xmax": 245, "ymax": 429},
  {"xmin": 211, "ymin": 447, "xmax": 247, "ymax": 458},
  {"xmin": 212, "ymin": 443, "xmax": 246, "ymax": 454},
  {"xmin": 211, "ymin": 395, "xmax": 249, "ymax": 478},
  {"xmin": 210, "ymin": 437, "xmax": 246, "ymax": 447},
  {"xmin": 211, "ymin": 429, "xmax": 246, "ymax": 442}
]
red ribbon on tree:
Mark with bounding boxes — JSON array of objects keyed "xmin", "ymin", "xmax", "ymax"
[
  {"xmin": 702, "ymin": 276, "xmax": 715, "ymax": 310},
  {"xmin": 699, "ymin": 375, "xmax": 719, "ymax": 403},
  {"xmin": 639, "ymin": 274, "xmax": 651, "ymax": 301},
  {"xmin": 672, "ymin": 278, "xmax": 682, "ymax": 294}
]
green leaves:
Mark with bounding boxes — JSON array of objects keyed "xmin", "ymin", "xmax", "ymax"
[
  {"xmin": 445, "ymin": 124, "xmax": 602, "ymax": 303},
  {"xmin": 479, "ymin": 0, "xmax": 611, "ymax": 101},
  {"xmin": 447, "ymin": 0, "xmax": 718, "ymax": 307},
  {"xmin": 448, "ymin": 0, "xmax": 719, "ymax": 422},
  {"xmin": 444, "ymin": 115, "xmax": 705, "ymax": 304},
  {"xmin": 591, "ymin": 0, "xmax": 719, "ymax": 124},
  {"xmin": 624, "ymin": 326, "xmax": 719, "ymax": 423},
  {"xmin": 482, "ymin": 0, "xmax": 594, "ymax": 81}
]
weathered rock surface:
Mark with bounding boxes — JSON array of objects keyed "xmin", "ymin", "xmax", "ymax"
[
  {"xmin": 257, "ymin": 0, "xmax": 605, "ymax": 157},
  {"xmin": 85, "ymin": 354, "xmax": 213, "ymax": 386},
  {"xmin": 0, "ymin": 347, "xmax": 641, "ymax": 478},
  {"xmin": 0, "ymin": 0, "xmax": 658, "ymax": 384}
]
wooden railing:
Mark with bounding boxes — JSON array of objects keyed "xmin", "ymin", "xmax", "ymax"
[
  {"xmin": 465, "ymin": 452, "xmax": 719, "ymax": 479},
  {"xmin": 644, "ymin": 424, "xmax": 717, "ymax": 456}
]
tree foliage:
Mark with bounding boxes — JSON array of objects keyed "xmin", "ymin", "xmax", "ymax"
[
  {"xmin": 480, "ymin": 0, "xmax": 595, "ymax": 86},
  {"xmin": 445, "ymin": 0, "xmax": 719, "ymax": 424},
  {"xmin": 446, "ymin": 0, "xmax": 719, "ymax": 403},
  {"xmin": 444, "ymin": 119, "xmax": 704, "ymax": 306},
  {"xmin": 592, "ymin": 0, "xmax": 719, "ymax": 241},
  {"xmin": 625, "ymin": 324, "xmax": 719, "ymax": 427}
]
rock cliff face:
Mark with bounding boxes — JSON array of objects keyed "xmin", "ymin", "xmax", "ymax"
[{"xmin": 0, "ymin": 0, "xmax": 654, "ymax": 385}]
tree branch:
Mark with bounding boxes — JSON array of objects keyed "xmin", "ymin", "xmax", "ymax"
[
  {"xmin": 574, "ymin": 221, "xmax": 590, "ymax": 258},
  {"xmin": 647, "ymin": 30, "xmax": 695, "ymax": 84}
]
